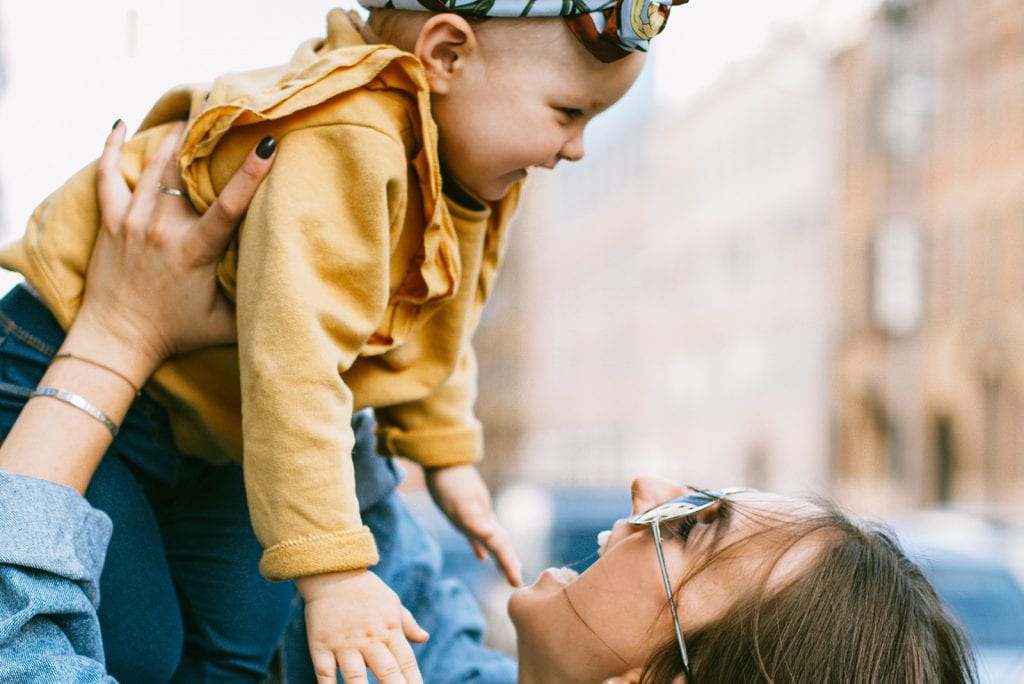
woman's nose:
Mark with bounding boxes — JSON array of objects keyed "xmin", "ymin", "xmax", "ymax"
[{"xmin": 630, "ymin": 476, "xmax": 687, "ymax": 515}]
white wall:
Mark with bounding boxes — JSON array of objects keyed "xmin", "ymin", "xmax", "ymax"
[{"xmin": 0, "ymin": 0, "xmax": 345, "ymax": 292}]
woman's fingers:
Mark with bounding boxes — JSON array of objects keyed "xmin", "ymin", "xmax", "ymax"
[
  {"xmin": 96, "ymin": 121, "xmax": 131, "ymax": 235},
  {"xmin": 188, "ymin": 136, "xmax": 276, "ymax": 264},
  {"xmin": 124, "ymin": 122, "xmax": 186, "ymax": 237}
]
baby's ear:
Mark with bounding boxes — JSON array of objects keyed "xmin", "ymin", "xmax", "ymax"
[{"xmin": 414, "ymin": 13, "xmax": 479, "ymax": 94}]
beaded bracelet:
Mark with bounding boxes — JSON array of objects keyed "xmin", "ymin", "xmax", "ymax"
[{"xmin": 30, "ymin": 387, "xmax": 119, "ymax": 437}]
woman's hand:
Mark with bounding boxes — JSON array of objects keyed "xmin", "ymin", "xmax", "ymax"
[
  {"xmin": 0, "ymin": 121, "xmax": 276, "ymax": 492},
  {"xmin": 73, "ymin": 120, "xmax": 277, "ymax": 385}
]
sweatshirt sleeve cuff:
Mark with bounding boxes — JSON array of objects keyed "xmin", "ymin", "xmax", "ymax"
[
  {"xmin": 375, "ymin": 424, "xmax": 481, "ymax": 468},
  {"xmin": 259, "ymin": 526, "xmax": 379, "ymax": 581}
]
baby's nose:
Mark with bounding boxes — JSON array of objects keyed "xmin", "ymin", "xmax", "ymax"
[{"xmin": 560, "ymin": 134, "xmax": 585, "ymax": 162}]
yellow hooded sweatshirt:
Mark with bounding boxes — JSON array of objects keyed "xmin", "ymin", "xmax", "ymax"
[{"xmin": 0, "ymin": 10, "xmax": 519, "ymax": 580}]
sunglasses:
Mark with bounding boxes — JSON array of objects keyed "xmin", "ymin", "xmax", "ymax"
[{"xmin": 627, "ymin": 487, "xmax": 751, "ymax": 681}]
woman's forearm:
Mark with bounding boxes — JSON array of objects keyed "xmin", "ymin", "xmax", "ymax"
[{"xmin": 0, "ymin": 316, "xmax": 162, "ymax": 493}]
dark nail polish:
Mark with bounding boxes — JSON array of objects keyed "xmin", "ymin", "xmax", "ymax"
[
  {"xmin": 112, "ymin": 118, "xmax": 122, "ymax": 130},
  {"xmin": 256, "ymin": 136, "xmax": 276, "ymax": 159}
]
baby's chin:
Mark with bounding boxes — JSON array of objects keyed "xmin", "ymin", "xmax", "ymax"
[{"xmin": 465, "ymin": 171, "xmax": 528, "ymax": 203}]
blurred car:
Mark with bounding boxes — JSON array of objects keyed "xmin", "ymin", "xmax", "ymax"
[
  {"xmin": 907, "ymin": 547, "xmax": 1024, "ymax": 683},
  {"xmin": 893, "ymin": 511, "xmax": 1024, "ymax": 684},
  {"xmin": 530, "ymin": 486, "xmax": 633, "ymax": 571}
]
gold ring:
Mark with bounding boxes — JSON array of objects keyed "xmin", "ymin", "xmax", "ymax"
[{"xmin": 156, "ymin": 183, "xmax": 186, "ymax": 199}]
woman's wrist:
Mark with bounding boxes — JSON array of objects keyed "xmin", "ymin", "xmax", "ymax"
[
  {"xmin": 0, "ymin": 301, "xmax": 168, "ymax": 493},
  {"xmin": 66, "ymin": 305, "xmax": 167, "ymax": 390},
  {"xmin": 0, "ymin": 331, "xmax": 145, "ymax": 493}
]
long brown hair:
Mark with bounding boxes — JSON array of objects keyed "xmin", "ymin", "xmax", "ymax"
[{"xmin": 640, "ymin": 502, "xmax": 977, "ymax": 683}]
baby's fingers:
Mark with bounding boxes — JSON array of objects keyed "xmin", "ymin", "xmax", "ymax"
[
  {"xmin": 455, "ymin": 500, "xmax": 497, "ymax": 540},
  {"xmin": 311, "ymin": 647, "xmax": 344, "ymax": 684},
  {"xmin": 477, "ymin": 525, "xmax": 523, "ymax": 587},
  {"xmin": 402, "ymin": 606, "xmax": 429, "ymax": 643},
  {"xmin": 337, "ymin": 650, "xmax": 371, "ymax": 684},
  {"xmin": 365, "ymin": 640, "xmax": 423, "ymax": 684}
]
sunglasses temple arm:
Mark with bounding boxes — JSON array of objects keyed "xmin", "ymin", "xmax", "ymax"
[{"xmin": 651, "ymin": 519, "xmax": 691, "ymax": 675}]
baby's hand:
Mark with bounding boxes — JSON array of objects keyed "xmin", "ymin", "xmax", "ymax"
[
  {"xmin": 295, "ymin": 569, "xmax": 428, "ymax": 684},
  {"xmin": 425, "ymin": 464, "xmax": 523, "ymax": 587}
]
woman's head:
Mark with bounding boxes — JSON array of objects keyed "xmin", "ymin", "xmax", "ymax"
[{"xmin": 507, "ymin": 478, "xmax": 977, "ymax": 684}]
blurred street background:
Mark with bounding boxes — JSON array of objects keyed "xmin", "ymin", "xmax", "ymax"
[{"xmin": 2, "ymin": 0, "xmax": 1023, "ymax": 679}]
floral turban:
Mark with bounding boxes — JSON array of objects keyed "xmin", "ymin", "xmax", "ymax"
[{"xmin": 358, "ymin": 0, "xmax": 691, "ymax": 62}]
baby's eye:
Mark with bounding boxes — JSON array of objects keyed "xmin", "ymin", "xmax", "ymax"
[{"xmin": 559, "ymin": 107, "xmax": 585, "ymax": 121}]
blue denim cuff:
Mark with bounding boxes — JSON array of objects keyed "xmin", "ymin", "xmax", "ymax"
[{"xmin": 0, "ymin": 471, "xmax": 112, "ymax": 605}]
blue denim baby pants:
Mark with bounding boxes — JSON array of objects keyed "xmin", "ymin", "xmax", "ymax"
[{"xmin": 0, "ymin": 285, "xmax": 294, "ymax": 684}]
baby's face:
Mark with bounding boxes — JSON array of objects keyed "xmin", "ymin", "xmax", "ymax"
[{"xmin": 430, "ymin": 18, "xmax": 645, "ymax": 202}]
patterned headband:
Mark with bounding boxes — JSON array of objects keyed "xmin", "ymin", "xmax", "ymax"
[{"xmin": 358, "ymin": 0, "xmax": 690, "ymax": 62}]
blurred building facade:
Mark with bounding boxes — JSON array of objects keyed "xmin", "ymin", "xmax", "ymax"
[
  {"xmin": 478, "ymin": 32, "xmax": 842, "ymax": 494},
  {"xmin": 479, "ymin": 0, "xmax": 1024, "ymax": 517},
  {"xmin": 637, "ymin": 32, "xmax": 840, "ymax": 494},
  {"xmin": 834, "ymin": 0, "xmax": 1024, "ymax": 517}
]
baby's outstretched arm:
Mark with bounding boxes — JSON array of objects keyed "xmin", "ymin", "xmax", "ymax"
[
  {"xmin": 296, "ymin": 569, "xmax": 428, "ymax": 684},
  {"xmin": 425, "ymin": 463, "xmax": 523, "ymax": 587}
]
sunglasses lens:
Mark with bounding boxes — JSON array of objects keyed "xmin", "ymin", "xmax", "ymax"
[{"xmin": 629, "ymin": 491, "xmax": 719, "ymax": 525}]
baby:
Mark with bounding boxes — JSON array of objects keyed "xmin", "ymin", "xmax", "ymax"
[{"xmin": 0, "ymin": 0, "xmax": 680, "ymax": 679}]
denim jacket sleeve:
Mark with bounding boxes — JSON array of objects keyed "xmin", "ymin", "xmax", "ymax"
[{"xmin": 0, "ymin": 471, "xmax": 117, "ymax": 683}]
